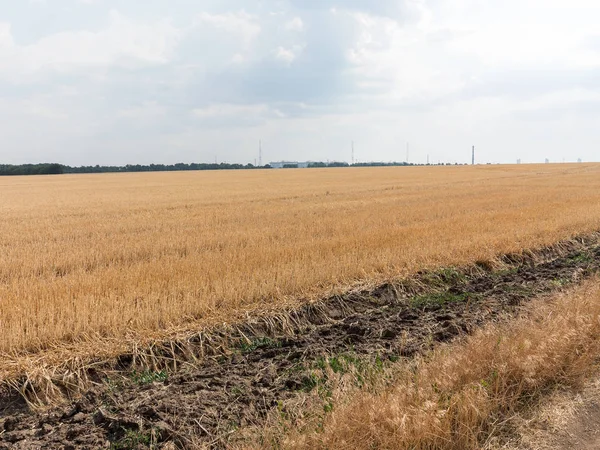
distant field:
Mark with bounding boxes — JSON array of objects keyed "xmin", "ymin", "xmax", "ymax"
[{"xmin": 2, "ymin": 164, "xmax": 600, "ymax": 368}]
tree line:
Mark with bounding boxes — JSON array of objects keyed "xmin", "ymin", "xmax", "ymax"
[
  {"xmin": 0, "ymin": 164, "xmax": 64, "ymax": 176},
  {"xmin": 0, "ymin": 161, "xmax": 430, "ymax": 176},
  {"xmin": 0, "ymin": 162, "xmax": 258, "ymax": 176}
]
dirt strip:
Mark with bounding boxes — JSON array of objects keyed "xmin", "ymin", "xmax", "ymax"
[{"xmin": 2, "ymin": 236, "xmax": 600, "ymax": 449}]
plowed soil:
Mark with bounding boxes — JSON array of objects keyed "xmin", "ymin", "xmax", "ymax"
[{"xmin": 2, "ymin": 239, "xmax": 600, "ymax": 449}]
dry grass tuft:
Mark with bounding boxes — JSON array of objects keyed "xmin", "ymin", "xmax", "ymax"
[
  {"xmin": 281, "ymin": 278, "xmax": 600, "ymax": 450},
  {"xmin": 492, "ymin": 375, "xmax": 600, "ymax": 450}
]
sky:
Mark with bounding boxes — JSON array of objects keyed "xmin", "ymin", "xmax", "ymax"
[{"xmin": 0, "ymin": 0, "xmax": 599, "ymax": 166}]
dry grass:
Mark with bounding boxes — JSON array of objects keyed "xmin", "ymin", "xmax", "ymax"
[
  {"xmin": 491, "ymin": 374, "xmax": 600, "ymax": 450},
  {"xmin": 2, "ymin": 164, "xmax": 600, "ymax": 380},
  {"xmin": 280, "ymin": 278, "xmax": 600, "ymax": 450}
]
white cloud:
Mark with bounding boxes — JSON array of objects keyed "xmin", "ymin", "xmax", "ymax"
[
  {"xmin": 231, "ymin": 53, "xmax": 246, "ymax": 64},
  {"xmin": 0, "ymin": 23, "xmax": 14, "ymax": 48},
  {"xmin": 449, "ymin": 24, "xmax": 600, "ymax": 70},
  {"xmin": 0, "ymin": 10, "xmax": 181, "ymax": 80},
  {"xmin": 284, "ymin": 17, "xmax": 304, "ymax": 32},
  {"xmin": 21, "ymin": 99, "xmax": 68, "ymax": 120},
  {"xmin": 117, "ymin": 102, "xmax": 167, "ymax": 120},
  {"xmin": 273, "ymin": 44, "xmax": 304, "ymax": 64},
  {"xmin": 346, "ymin": 11, "xmax": 467, "ymax": 102},
  {"xmin": 192, "ymin": 103, "xmax": 284, "ymax": 120},
  {"xmin": 194, "ymin": 11, "xmax": 260, "ymax": 47}
]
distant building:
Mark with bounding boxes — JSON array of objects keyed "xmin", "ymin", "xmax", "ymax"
[{"xmin": 269, "ymin": 161, "xmax": 310, "ymax": 169}]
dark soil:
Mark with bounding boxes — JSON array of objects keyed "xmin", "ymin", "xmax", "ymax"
[{"xmin": 2, "ymin": 237, "xmax": 600, "ymax": 449}]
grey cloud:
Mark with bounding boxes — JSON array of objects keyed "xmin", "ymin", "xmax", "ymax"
[
  {"xmin": 182, "ymin": 6, "xmax": 360, "ymax": 110},
  {"xmin": 1, "ymin": 0, "xmax": 599, "ymax": 166}
]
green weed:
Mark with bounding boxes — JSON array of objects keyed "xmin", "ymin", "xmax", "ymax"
[
  {"xmin": 568, "ymin": 252, "xmax": 592, "ymax": 264},
  {"xmin": 111, "ymin": 429, "xmax": 154, "ymax": 449},
  {"xmin": 130, "ymin": 370, "xmax": 168, "ymax": 385},
  {"xmin": 237, "ymin": 337, "xmax": 281, "ymax": 354}
]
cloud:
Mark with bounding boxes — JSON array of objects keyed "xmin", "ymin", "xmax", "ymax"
[
  {"xmin": 283, "ymin": 17, "xmax": 304, "ymax": 31},
  {"xmin": 0, "ymin": 10, "xmax": 181, "ymax": 81},
  {"xmin": 273, "ymin": 45, "xmax": 304, "ymax": 64},
  {"xmin": 194, "ymin": 11, "xmax": 261, "ymax": 48},
  {"xmin": 117, "ymin": 101, "xmax": 167, "ymax": 120},
  {"xmin": 191, "ymin": 103, "xmax": 285, "ymax": 128},
  {"xmin": 0, "ymin": 23, "xmax": 14, "ymax": 48},
  {"xmin": 288, "ymin": 0, "xmax": 411, "ymax": 19},
  {"xmin": 1, "ymin": 0, "xmax": 600, "ymax": 166}
]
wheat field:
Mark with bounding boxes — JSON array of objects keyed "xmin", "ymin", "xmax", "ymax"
[{"xmin": 2, "ymin": 164, "xmax": 600, "ymax": 367}]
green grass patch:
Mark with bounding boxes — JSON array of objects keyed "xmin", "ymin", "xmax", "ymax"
[
  {"xmin": 421, "ymin": 267, "xmax": 466, "ymax": 287},
  {"xmin": 237, "ymin": 336, "xmax": 282, "ymax": 354},
  {"xmin": 568, "ymin": 252, "xmax": 592, "ymax": 264},
  {"xmin": 130, "ymin": 370, "xmax": 168, "ymax": 385},
  {"xmin": 550, "ymin": 277, "xmax": 571, "ymax": 288},
  {"xmin": 111, "ymin": 429, "xmax": 154, "ymax": 449}
]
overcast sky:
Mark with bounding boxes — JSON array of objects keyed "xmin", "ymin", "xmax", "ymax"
[{"xmin": 1, "ymin": 0, "xmax": 599, "ymax": 166}]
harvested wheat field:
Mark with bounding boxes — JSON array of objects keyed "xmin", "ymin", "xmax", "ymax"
[
  {"xmin": 3, "ymin": 164, "xmax": 600, "ymax": 375},
  {"xmin": 3, "ymin": 213, "xmax": 600, "ymax": 448},
  {"xmin": 4, "ymin": 164, "xmax": 600, "ymax": 449}
]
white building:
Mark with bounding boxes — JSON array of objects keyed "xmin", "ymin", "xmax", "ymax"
[{"xmin": 269, "ymin": 161, "xmax": 310, "ymax": 169}]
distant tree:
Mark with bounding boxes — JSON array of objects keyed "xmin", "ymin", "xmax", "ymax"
[{"xmin": 46, "ymin": 164, "xmax": 64, "ymax": 174}]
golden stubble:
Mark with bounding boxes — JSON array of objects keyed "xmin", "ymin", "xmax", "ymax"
[{"xmin": 1, "ymin": 164, "xmax": 600, "ymax": 368}]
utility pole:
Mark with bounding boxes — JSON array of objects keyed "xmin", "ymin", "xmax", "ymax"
[
  {"xmin": 406, "ymin": 142, "xmax": 409, "ymax": 164},
  {"xmin": 427, "ymin": 154, "xmax": 430, "ymax": 165},
  {"xmin": 472, "ymin": 145, "xmax": 475, "ymax": 165},
  {"xmin": 351, "ymin": 141, "xmax": 355, "ymax": 165},
  {"xmin": 259, "ymin": 140, "xmax": 262, "ymax": 167}
]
